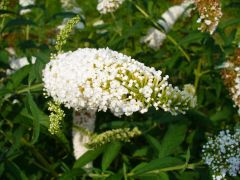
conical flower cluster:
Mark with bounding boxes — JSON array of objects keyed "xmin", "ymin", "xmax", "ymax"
[
  {"xmin": 43, "ymin": 48, "xmax": 196, "ymax": 117},
  {"xmin": 195, "ymin": 0, "xmax": 222, "ymax": 34},
  {"xmin": 97, "ymin": 0, "xmax": 125, "ymax": 14},
  {"xmin": 221, "ymin": 48, "xmax": 240, "ymax": 115}
]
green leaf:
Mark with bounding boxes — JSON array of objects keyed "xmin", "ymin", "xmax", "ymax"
[
  {"xmin": 139, "ymin": 172, "xmax": 169, "ymax": 180},
  {"xmin": 106, "ymin": 173, "xmax": 123, "ymax": 180},
  {"xmin": 52, "ymin": 12, "xmax": 79, "ymax": 19},
  {"xmin": 178, "ymin": 171, "xmax": 200, "ymax": 180},
  {"xmin": 5, "ymin": 161, "xmax": 28, "ymax": 180},
  {"xmin": 0, "ymin": 163, "xmax": 4, "ymax": 177},
  {"xmin": 180, "ymin": 148, "xmax": 191, "ymax": 173},
  {"xmin": 73, "ymin": 146, "xmax": 105, "ymax": 169},
  {"xmin": 28, "ymin": 60, "xmax": 44, "ymax": 85},
  {"xmin": 27, "ymin": 93, "xmax": 41, "ymax": 144},
  {"xmin": 0, "ymin": 88, "xmax": 11, "ymax": 107},
  {"xmin": 7, "ymin": 65, "xmax": 31, "ymax": 90},
  {"xmin": 185, "ymin": 148, "xmax": 191, "ymax": 165},
  {"xmin": 19, "ymin": 107, "xmax": 49, "ymax": 129},
  {"xmin": 210, "ymin": 106, "xmax": 232, "ymax": 122},
  {"xmin": 145, "ymin": 135, "xmax": 161, "ymax": 154},
  {"xmin": 2, "ymin": 18, "xmax": 36, "ymax": 32},
  {"xmin": 60, "ymin": 168, "xmax": 85, "ymax": 180},
  {"xmin": 179, "ymin": 32, "xmax": 206, "ymax": 46},
  {"xmin": 101, "ymin": 141, "xmax": 122, "ymax": 170},
  {"xmin": 132, "ymin": 157, "xmax": 184, "ymax": 176},
  {"xmin": 131, "ymin": 162, "xmax": 148, "ymax": 173},
  {"xmin": 133, "ymin": 147, "xmax": 149, "ymax": 157},
  {"xmin": 45, "ymin": 0, "xmax": 61, "ymax": 18},
  {"xmin": 220, "ymin": 18, "xmax": 240, "ymax": 29},
  {"xmin": 158, "ymin": 123, "xmax": 187, "ymax": 158},
  {"xmin": 0, "ymin": 10, "xmax": 16, "ymax": 15},
  {"xmin": 0, "ymin": 50, "xmax": 9, "ymax": 66},
  {"xmin": 28, "ymin": 65, "xmax": 36, "ymax": 85},
  {"xmin": 56, "ymin": 132, "xmax": 71, "ymax": 152},
  {"xmin": 21, "ymin": 106, "xmax": 71, "ymax": 151}
]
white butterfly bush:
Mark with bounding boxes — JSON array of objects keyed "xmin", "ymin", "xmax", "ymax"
[
  {"xmin": 97, "ymin": 0, "xmax": 125, "ymax": 14},
  {"xmin": 202, "ymin": 129, "xmax": 240, "ymax": 180},
  {"xmin": 195, "ymin": 0, "xmax": 222, "ymax": 34},
  {"xmin": 43, "ymin": 48, "xmax": 196, "ymax": 117},
  {"xmin": 221, "ymin": 49, "xmax": 240, "ymax": 115},
  {"xmin": 43, "ymin": 48, "xmax": 196, "ymax": 162},
  {"xmin": 141, "ymin": 0, "xmax": 194, "ymax": 49}
]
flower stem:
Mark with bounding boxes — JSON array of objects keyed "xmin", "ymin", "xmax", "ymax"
[
  {"xmin": 1, "ymin": 17, "xmax": 5, "ymax": 31},
  {"xmin": 16, "ymin": 83, "xmax": 43, "ymax": 94},
  {"xmin": 166, "ymin": 35, "xmax": 191, "ymax": 62},
  {"xmin": 146, "ymin": 161, "xmax": 203, "ymax": 173},
  {"xmin": 194, "ymin": 59, "xmax": 202, "ymax": 91},
  {"xmin": 128, "ymin": 161, "xmax": 204, "ymax": 177},
  {"xmin": 87, "ymin": 161, "xmax": 203, "ymax": 178}
]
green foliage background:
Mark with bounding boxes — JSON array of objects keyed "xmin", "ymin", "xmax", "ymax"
[{"xmin": 0, "ymin": 0, "xmax": 240, "ymax": 179}]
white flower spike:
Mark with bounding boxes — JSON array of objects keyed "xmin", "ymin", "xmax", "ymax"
[
  {"xmin": 43, "ymin": 48, "xmax": 196, "ymax": 117},
  {"xmin": 97, "ymin": 0, "xmax": 125, "ymax": 14}
]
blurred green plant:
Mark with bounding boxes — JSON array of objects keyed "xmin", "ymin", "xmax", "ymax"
[{"xmin": 0, "ymin": 0, "xmax": 239, "ymax": 179}]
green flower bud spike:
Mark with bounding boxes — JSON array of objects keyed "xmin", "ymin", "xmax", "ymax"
[
  {"xmin": 48, "ymin": 101, "xmax": 65, "ymax": 135},
  {"xmin": 86, "ymin": 127, "xmax": 142, "ymax": 149},
  {"xmin": 55, "ymin": 15, "xmax": 80, "ymax": 53}
]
